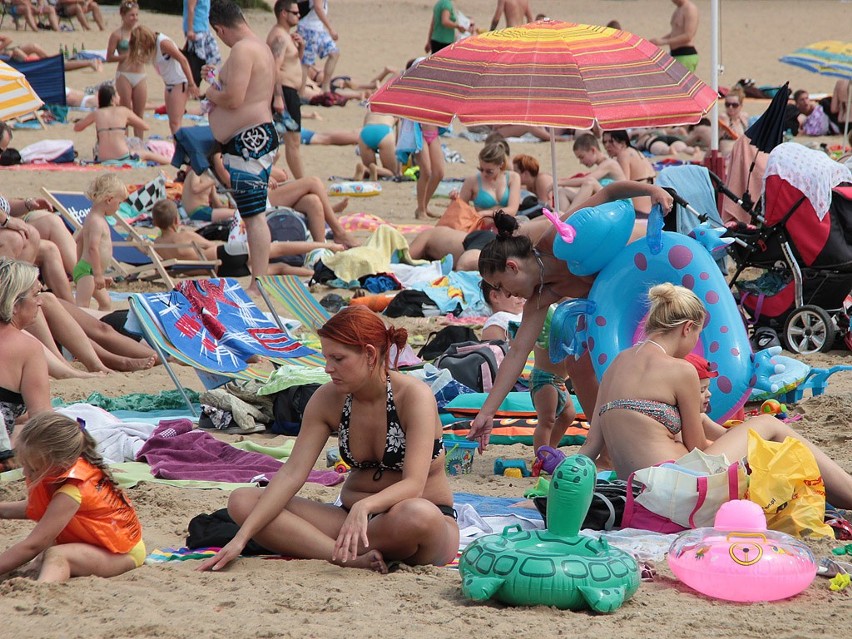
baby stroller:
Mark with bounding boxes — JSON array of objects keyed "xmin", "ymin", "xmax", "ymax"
[{"xmin": 726, "ymin": 143, "xmax": 852, "ymax": 354}]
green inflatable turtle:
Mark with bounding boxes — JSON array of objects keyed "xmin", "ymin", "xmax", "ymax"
[{"xmin": 459, "ymin": 454, "xmax": 640, "ymax": 613}]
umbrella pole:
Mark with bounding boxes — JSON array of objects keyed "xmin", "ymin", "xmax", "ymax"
[
  {"xmin": 845, "ymin": 81, "xmax": 852, "ymax": 151},
  {"xmin": 549, "ymin": 127, "xmax": 559, "ymax": 212}
]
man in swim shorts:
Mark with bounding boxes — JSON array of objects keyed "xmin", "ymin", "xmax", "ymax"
[
  {"xmin": 207, "ymin": 0, "xmax": 278, "ymax": 289},
  {"xmin": 268, "ymin": 0, "xmax": 306, "ymax": 179},
  {"xmin": 651, "ymin": 0, "xmax": 699, "ymax": 73}
]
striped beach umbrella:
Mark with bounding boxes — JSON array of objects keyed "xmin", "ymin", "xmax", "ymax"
[
  {"xmin": 0, "ymin": 61, "xmax": 43, "ymax": 122},
  {"xmin": 369, "ymin": 20, "xmax": 717, "ymax": 131}
]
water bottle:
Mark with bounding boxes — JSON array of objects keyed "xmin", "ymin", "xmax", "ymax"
[
  {"xmin": 782, "ymin": 129, "xmax": 794, "ymax": 144},
  {"xmin": 72, "ymin": 44, "xmax": 78, "ymax": 58}
]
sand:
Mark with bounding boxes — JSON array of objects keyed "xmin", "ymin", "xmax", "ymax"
[{"xmin": 1, "ymin": 1, "xmax": 852, "ymax": 637}]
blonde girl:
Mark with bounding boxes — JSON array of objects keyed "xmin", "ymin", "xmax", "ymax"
[
  {"xmin": 0, "ymin": 413, "xmax": 144, "ymax": 582},
  {"xmin": 133, "ymin": 26, "xmax": 199, "ymax": 135}
]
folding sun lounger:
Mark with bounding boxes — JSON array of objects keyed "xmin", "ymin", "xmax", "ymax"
[{"xmin": 129, "ymin": 278, "xmax": 324, "ymax": 413}]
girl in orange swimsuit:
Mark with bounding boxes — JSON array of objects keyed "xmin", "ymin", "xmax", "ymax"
[{"xmin": 0, "ymin": 413, "xmax": 145, "ymax": 582}]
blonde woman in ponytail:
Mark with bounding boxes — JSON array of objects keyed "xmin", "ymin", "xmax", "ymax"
[{"xmin": 578, "ymin": 284, "xmax": 852, "ymax": 508}]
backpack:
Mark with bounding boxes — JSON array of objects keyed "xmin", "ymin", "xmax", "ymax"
[
  {"xmin": 267, "ymin": 208, "xmax": 310, "ymax": 267},
  {"xmin": 270, "ymin": 383, "xmax": 322, "ymax": 435},
  {"xmin": 533, "ymin": 479, "xmax": 636, "ymax": 531},
  {"xmin": 435, "ymin": 340, "xmax": 508, "ymax": 393},
  {"xmin": 418, "ymin": 326, "xmax": 479, "ymax": 361}
]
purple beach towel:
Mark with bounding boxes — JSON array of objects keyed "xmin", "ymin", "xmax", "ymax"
[{"xmin": 136, "ymin": 419, "xmax": 343, "ymax": 486}]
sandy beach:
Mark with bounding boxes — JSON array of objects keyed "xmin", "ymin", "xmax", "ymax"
[{"xmin": 1, "ymin": 1, "xmax": 852, "ymax": 637}]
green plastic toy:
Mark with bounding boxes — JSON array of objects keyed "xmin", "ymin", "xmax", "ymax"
[{"xmin": 459, "ymin": 455, "xmax": 640, "ymax": 613}]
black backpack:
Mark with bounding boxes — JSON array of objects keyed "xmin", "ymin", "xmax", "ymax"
[
  {"xmin": 533, "ymin": 479, "xmax": 637, "ymax": 531},
  {"xmin": 270, "ymin": 383, "xmax": 322, "ymax": 435},
  {"xmin": 268, "ymin": 208, "xmax": 310, "ymax": 267},
  {"xmin": 435, "ymin": 340, "xmax": 508, "ymax": 393},
  {"xmin": 418, "ymin": 326, "xmax": 479, "ymax": 361}
]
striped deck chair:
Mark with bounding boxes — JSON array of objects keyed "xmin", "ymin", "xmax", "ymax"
[
  {"xmin": 255, "ymin": 275, "xmax": 331, "ymax": 336},
  {"xmin": 129, "ymin": 279, "xmax": 323, "ymax": 413},
  {"xmin": 43, "ymin": 188, "xmax": 219, "ymax": 288}
]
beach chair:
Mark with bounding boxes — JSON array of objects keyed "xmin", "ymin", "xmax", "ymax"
[
  {"xmin": 255, "ymin": 274, "xmax": 333, "ymax": 341},
  {"xmin": 6, "ymin": 54, "xmax": 66, "ymax": 107},
  {"xmin": 128, "ymin": 279, "xmax": 324, "ymax": 413},
  {"xmin": 43, "ymin": 188, "xmax": 220, "ymax": 289}
]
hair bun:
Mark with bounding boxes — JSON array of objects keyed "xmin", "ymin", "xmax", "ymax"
[{"xmin": 493, "ymin": 210, "xmax": 518, "ymax": 238}]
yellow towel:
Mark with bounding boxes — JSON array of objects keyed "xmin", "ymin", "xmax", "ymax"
[{"xmin": 321, "ymin": 225, "xmax": 427, "ymax": 282}]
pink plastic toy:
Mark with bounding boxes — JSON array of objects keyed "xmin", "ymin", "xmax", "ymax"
[{"xmin": 667, "ymin": 500, "xmax": 817, "ymax": 602}]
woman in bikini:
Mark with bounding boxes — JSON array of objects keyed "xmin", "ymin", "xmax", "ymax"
[
  {"xmin": 197, "ymin": 307, "xmax": 460, "ymax": 574},
  {"xmin": 599, "ymin": 130, "xmax": 658, "ymax": 216},
  {"xmin": 355, "ymin": 113, "xmax": 398, "ymax": 181},
  {"xmin": 718, "ymin": 87, "xmax": 750, "ymax": 155},
  {"xmin": 126, "ymin": 26, "xmax": 199, "ymax": 136},
  {"xmin": 73, "ymin": 85, "xmax": 167, "ymax": 164},
  {"xmin": 468, "ymin": 182, "xmax": 673, "ymax": 451},
  {"xmin": 576, "ymin": 283, "xmax": 852, "ymax": 508},
  {"xmin": 106, "ymin": 1, "xmax": 145, "ymax": 140},
  {"xmin": 0, "ymin": 259, "xmax": 52, "ymax": 470},
  {"xmin": 449, "ymin": 141, "xmax": 521, "ymax": 226}
]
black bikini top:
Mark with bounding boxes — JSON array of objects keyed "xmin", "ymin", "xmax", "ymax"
[{"xmin": 337, "ymin": 376, "xmax": 442, "ymax": 480}]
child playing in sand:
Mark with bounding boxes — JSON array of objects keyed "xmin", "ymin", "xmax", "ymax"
[
  {"xmin": 74, "ymin": 174, "xmax": 127, "ymax": 311},
  {"xmin": 0, "ymin": 413, "xmax": 145, "ymax": 583},
  {"xmin": 151, "ymin": 199, "xmax": 345, "ymax": 278}
]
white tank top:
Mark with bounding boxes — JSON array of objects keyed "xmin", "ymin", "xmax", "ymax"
[
  {"xmin": 300, "ymin": 0, "xmax": 328, "ymax": 30},
  {"xmin": 154, "ymin": 34, "xmax": 187, "ymax": 86}
]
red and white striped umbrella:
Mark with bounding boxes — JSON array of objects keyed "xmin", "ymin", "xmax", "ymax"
[{"xmin": 370, "ymin": 20, "xmax": 717, "ymax": 130}]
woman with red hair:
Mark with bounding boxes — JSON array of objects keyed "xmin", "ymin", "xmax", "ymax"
[{"xmin": 198, "ymin": 306, "xmax": 459, "ymax": 574}]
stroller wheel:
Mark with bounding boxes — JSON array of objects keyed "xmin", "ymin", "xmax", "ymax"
[{"xmin": 783, "ymin": 305, "xmax": 836, "ymax": 354}]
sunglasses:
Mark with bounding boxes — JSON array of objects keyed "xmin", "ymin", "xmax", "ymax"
[
  {"xmin": 287, "ymin": 9, "xmax": 300, "ymax": 15},
  {"xmin": 724, "ymin": 101, "xmax": 740, "ymax": 107}
]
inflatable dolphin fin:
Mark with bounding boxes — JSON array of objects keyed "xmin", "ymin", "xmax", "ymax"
[
  {"xmin": 579, "ymin": 585, "xmax": 626, "ymax": 614},
  {"xmin": 549, "ymin": 299, "xmax": 597, "ymax": 363},
  {"xmin": 462, "ymin": 575, "xmax": 505, "ymax": 602}
]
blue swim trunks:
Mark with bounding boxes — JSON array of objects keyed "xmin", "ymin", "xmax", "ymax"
[
  {"xmin": 220, "ymin": 122, "xmax": 279, "ymax": 219},
  {"xmin": 301, "ymin": 129, "xmax": 315, "ymax": 145},
  {"xmin": 296, "ymin": 25, "xmax": 338, "ymax": 67}
]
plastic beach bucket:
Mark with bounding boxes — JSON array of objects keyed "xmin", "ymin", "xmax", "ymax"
[{"xmin": 443, "ymin": 438, "xmax": 478, "ymax": 475}]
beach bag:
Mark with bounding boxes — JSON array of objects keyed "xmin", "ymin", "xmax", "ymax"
[
  {"xmin": 435, "ymin": 340, "xmax": 508, "ymax": 393},
  {"xmin": 270, "ymin": 383, "xmax": 322, "ymax": 435},
  {"xmin": 745, "ymin": 429, "xmax": 834, "ymax": 539},
  {"xmin": 225, "ymin": 211, "xmax": 249, "ymax": 256},
  {"xmin": 622, "ymin": 449, "xmax": 749, "ymax": 533},
  {"xmin": 418, "ymin": 325, "xmax": 479, "ymax": 361},
  {"xmin": 436, "ymin": 199, "xmax": 486, "ymax": 233},
  {"xmin": 186, "ymin": 508, "xmax": 272, "ymax": 555}
]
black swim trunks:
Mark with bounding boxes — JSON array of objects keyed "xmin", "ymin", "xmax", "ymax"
[
  {"xmin": 281, "ymin": 85, "xmax": 302, "ymax": 132},
  {"xmin": 462, "ymin": 229, "xmax": 497, "ymax": 252}
]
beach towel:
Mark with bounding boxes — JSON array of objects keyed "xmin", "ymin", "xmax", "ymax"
[
  {"xmin": 19, "ymin": 139, "xmax": 74, "ymax": 163},
  {"xmin": 136, "ymin": 418, "xmax": 343, "ymax": 486},
  {"xmin": 140, "ymin": 279, "xmax": 317, "ymax": 374},
  {"xmin": 338, "ymin": 212, "xmax": 431, "ymax": 235},
  {"xmin": 55, "ymin": 403, "xmax": 156, "ymax": 464},
  {"xmin": 320, "ymin": 224, "xmax": 427, "ymax": 282}
]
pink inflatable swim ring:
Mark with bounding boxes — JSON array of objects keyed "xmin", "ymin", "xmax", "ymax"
[{"xmin": 667, "ymin": 500, "xmax": 817, "ymax": 602}]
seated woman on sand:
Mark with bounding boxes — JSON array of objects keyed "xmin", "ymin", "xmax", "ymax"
[
  {"xmin": 73, "ymin": 85, "xmax": 171, "ymax": 165},
  {"xmin": 198, "ymin": 307, "xmax": 460, "ymax": 574},
  {"xmin": 598, "ymin": 131, "xmax": 659, "ymax": 216},
  {"xmin": 577, "ymin": 283, "xmax": 852, "ymax": 509},
  {"xmin": 448, "ymin": 141, "xmax": 521, "ymax": 225},
  {"xmin": 0, "ymin": 258, "xmax": 52, "ymax": 469}
]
